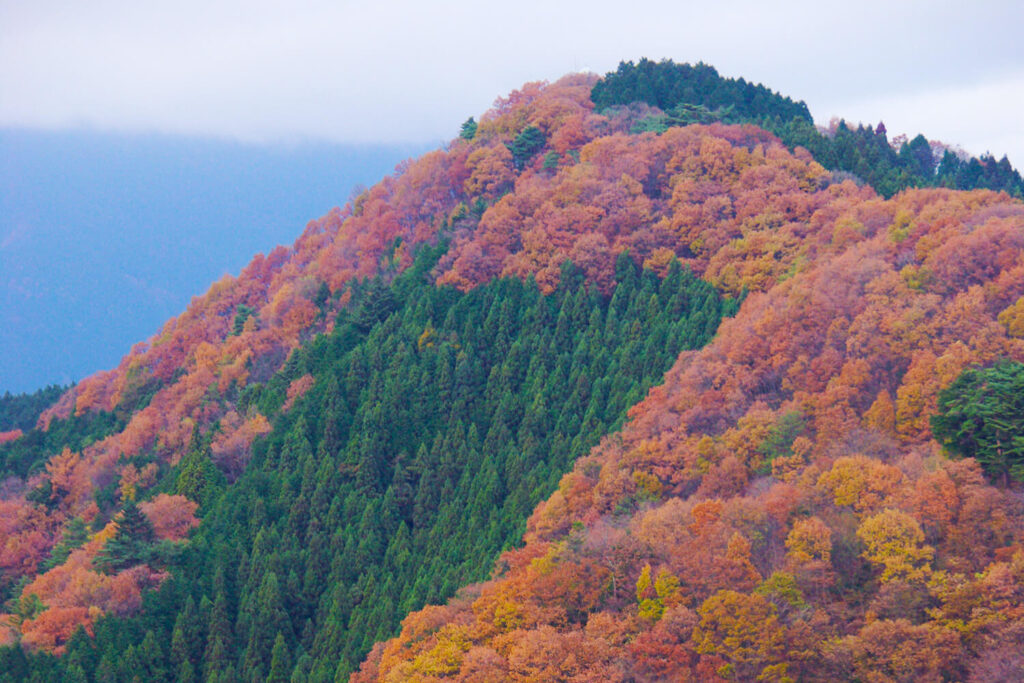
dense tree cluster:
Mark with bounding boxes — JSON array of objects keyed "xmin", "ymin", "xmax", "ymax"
[
  {"xmin": 591, "ymin": 58, "xmax": 811, "ymax": 126},
  {"xmin": 776, "ymin": 118, "xmax": 1024, "ymax": 199},
  {"xmin": 358, "ymin": 186, "xmax": 1024, "ymax": 681},
  {"xmin": 594, "ymin": 58, "xmax": 1024, "ymax": 199},
  {"xmin": 0, "ymin": 385, "xmax": 66, "ymax": 433},
  {"xmin": 932, "ymin": 360, "xmax": 1024, "ymax": 487}
]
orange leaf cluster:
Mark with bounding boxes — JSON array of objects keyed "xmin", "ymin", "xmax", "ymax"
[
  {"xmin": 0, "ymin": 429, "xmax": 22, "ymax": 444},
  {"xmin": 138, "ymin": 494, "xmax": 199, "ymax": 541},
  {"xmin": 12, "ymin": 523, "xmax": 162, "ymax": 653}
]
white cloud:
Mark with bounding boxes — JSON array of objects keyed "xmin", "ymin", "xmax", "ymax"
[{"xmin": 1, "ymin": 0, "xmax": 1022, "ymax": 161}]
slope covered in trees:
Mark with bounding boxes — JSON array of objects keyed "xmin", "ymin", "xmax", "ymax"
[
  {"xmin": 356, "ymin": 170, "xmax": 1024, "ymax": 681},
  {"xmin": 595, "ymin": 58, "xmax": 1024, "ymax": 199},
  {"xmin": 2, "ymin": 66, "xmax": 1024, "ymax": 682},
  {"xmin": 4, "ymin": 246, "xmax": 733, "ymax": 681}
]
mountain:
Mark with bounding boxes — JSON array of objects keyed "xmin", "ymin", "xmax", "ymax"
[
  {"xmin": 2, "ymin": 63, "xmax": 1024, "ymax": 682},
  {"xmin": 0, "ymin": 130, "xmax": 426, "ymax": 393}
]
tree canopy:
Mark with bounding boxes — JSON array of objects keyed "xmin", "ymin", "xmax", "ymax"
[
  {"xmin": 932, "ymin": 360, "xmax": 1024, "ymax": 486},
  {"xmin": 593, "ymin": 58, "xmax": 1024, "ymax": 198}
]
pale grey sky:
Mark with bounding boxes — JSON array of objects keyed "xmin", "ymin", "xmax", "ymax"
[{"xmin": 2, "ymin": 0, "xmax": 1023, "ymax": 165}]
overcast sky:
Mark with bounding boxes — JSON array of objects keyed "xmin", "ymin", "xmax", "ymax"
[{"xmin": 2, "ymin": 1, "xmax": 1023, "ymax": 164}]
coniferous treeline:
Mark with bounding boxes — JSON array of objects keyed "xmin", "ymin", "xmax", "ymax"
[
  {"xmin": 0, "ymin": 386, "xmax": 67, "ymax": 433},
  {"xmin": 2, "ymin": 245, "xmax": 736, "ymax": 681},
  {"xmin": 772, "ymin": 117, "xmax": 1024, "ymax": 198},
  {"xmin": 591, "ymin": 58, "xmax": 812, "ymax": 126},
  {"xmin": 595, "ymin": 58, "xmax": 1024, "ymax": 198}
]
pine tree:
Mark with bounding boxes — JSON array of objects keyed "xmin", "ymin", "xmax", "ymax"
[
  {"xmin": 203, "ymin": 637, "xmax": 231, "ymax": 682},
  {"xmin": 41, "ymin": 516, "xmax": 89, "ymax": 570},
  {"xmin": 266, "ymin": 633, "xmax": 291, "ymax": 683},
  {"xmin": 243, "ymin": 572, "xmax": 293, "ymax": 676},
  {"xmin": 204, "ymin": 590, "xmax": 234, "ymax": 673},
  {"xmin": 64, "ymin": 665, "xmax": 88, "ymax": 683},
  {"xmin": 138, "ymin": 630, "xmax": 167, "ymax": 681},
  {"xmin": 177, "ymin": 660, "xmax": 196, "ymax": 683},
  {"xmin": 170, "ymin": 596, "xmax": 202, "ymax": 669},
  {"xmin": 177, "ymin": 424, "xmax": 224, "ymax": 505},
  {"xmin": 95, "ymin": 655, "xmax": 117, "ymax": 683},
  {"xmin": 94, "ymin": 499, "xmax": 156, "ymax": 573}
]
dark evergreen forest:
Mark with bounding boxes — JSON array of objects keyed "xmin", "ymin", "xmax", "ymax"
[
  {"xmin": 0, "ymin": 245, "xmax": 736, "ymax": 681},
  {"xmin": 0, "ymin": 386, "xmax": 67, "ymax": 433}
]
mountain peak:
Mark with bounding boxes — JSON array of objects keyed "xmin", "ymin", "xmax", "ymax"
[{"xmin": 2, "ymin": 63, "xmax": 1024, "ymax": 681}]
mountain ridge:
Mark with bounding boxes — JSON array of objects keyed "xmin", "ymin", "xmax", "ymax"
[{"xmin": 1, "ymin": 64, "xmax": 1023, "ymax": 681}]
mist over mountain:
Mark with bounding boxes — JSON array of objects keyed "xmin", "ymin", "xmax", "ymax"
[{"xmin": 0, "ymin": 130, "xmax": 426, "ymax": 392}]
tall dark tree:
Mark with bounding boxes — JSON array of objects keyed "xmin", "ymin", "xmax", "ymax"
[
  {"xmin": 932, "ymin": 360, "xmax": 1024, "ymax": 487},
  {"xmin": 459, "ymin": 117, "xmax": 477, "ymax": 140},
  {"xmin": 176, "ymin": 425, "xmax": 224, "ymax": 505},
  {"xmin": 94, "ymin": 500, "xmax": 156, "ymax": 574},
  {"xmin": 506, "ymin": 126, "xmax": 546, "ymax": 169}
]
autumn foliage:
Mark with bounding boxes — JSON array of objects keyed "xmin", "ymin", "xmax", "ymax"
[
  {"xmin": 350, "ymin": 81, "xmax": 1024, "ymax": 681},
  {"xmin": 0, "ymin": 430, "xmax": 22, "ymax": 444},
  {"xmin": 1, "ymin": 71, "xmax": 1023, "ymax": 681}
]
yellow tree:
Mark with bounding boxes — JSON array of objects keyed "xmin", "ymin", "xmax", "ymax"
[
  {"xmin": 693, "ymin": 590, "xmax": 788, "ymax": 680},
  {"xmin": 785, "ymin": 517, "xmax": 832, "ymax": 566},
  {"xmin": 817, "ymin": 455, "xmax": 903, "ymax": 514},
  {"xmin": 856, "ymin": 509, "xmax": 933, "ymax": 582}
]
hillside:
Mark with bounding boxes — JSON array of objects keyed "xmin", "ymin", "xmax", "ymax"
[
  {"xmin": 357, "ymin": 186, "xmax": 1024, "ymax": 681},
  {"xmin": 1, "ymin": 64, "xmax": 1023, "ymax": 682}
]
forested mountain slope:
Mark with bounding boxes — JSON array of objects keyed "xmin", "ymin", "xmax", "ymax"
[
  {"xmin": 1, "ymin": 65, "xmax": 1023, "ymax": 682},
  {"xmin": 594, "ymin": 59, "xmax": 1024, "ymax": 199},
  {"xmin": 0, "ymin": 73, "xmax": 742, "ymax": 679},
  {"xmin": 359, "ymin": 185, "xmax": 1024, "ymax": 682},
  {"xmin": 354, "ymin": 88, "xmax": 1024, "ymax": 681}
]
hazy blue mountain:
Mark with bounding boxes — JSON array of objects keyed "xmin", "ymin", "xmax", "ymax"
[{"xmin": 0, "ymin": 129, "xmax": 428, "ymax": 393}]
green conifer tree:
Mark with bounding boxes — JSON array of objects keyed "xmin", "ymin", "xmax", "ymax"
[
  {"xmin": 266, "ymin": 633, "xmax": 291, "ymax": 683},
  {"xmin": 94, "ymin": 500, "xmax": 156, "ymax": 573}
]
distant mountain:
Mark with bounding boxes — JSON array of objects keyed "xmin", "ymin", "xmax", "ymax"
[
  {"xmin": 0, "ymin": 130, "xmax": 427, "ymax": 393},
  {"xmin": 2, "ymin": 64, "xmax": 1024, "ymax": 682}
]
